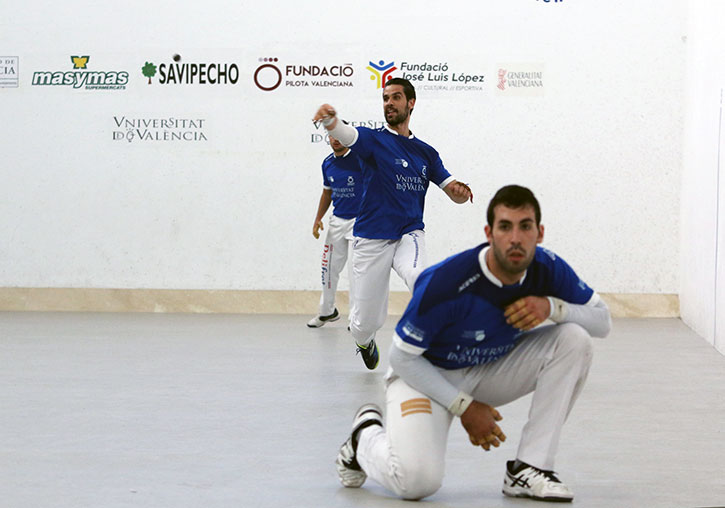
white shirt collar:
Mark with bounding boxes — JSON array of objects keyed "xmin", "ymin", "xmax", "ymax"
[
  {"xmin": 334, "ymin": 149, "xmax": 351, "ymax": 158},
  {"xmin": 478, "ymin": 245, "xmax": 527, "ymax": 288},
  {"xmin": 384, "ymin": 124, "xmax": 415, "ymax": 139}
]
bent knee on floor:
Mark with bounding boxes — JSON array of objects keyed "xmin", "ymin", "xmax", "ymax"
[{"xmin": 392, "ymin": 462, "xmax": 443, "ymax": 500}]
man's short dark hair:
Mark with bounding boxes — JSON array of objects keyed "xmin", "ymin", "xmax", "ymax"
[
  {"xmin": 486, "ymin": 185, "xmax": 542, "ymax": 226},
  {"xmin": 384, "ymin": 77, "xmax": 416, "ymax": 102}
]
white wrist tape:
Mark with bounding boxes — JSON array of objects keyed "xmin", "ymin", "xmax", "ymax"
[
  {"xmin": 322, "ymin": 115, "xmax": 335, "ymax": 127},
  {"xmin": 448, "ymin": 391, "xmax": 474, "ymax": 417},
  {"xmin": 547, "ymin": 296, "xmax": 569, "ymax": 322}
]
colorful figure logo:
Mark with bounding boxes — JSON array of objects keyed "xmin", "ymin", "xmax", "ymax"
[{"xmin": 367, "ymin": 60, "xmax": 397, "ymax": 89}]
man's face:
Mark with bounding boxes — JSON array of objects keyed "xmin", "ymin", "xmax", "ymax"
[
  {"xmin": 329, "ymin": 135, "xmax": 346, "ymax": 155},
  {"xmin": 485, "ymin": 204, "xmax": 544, "ymax": 279},
  {"xmin": 382, "ymin": 84, "xmax": 414, "ymax": 126}
]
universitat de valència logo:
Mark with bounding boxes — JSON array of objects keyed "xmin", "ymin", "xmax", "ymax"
[{"xmin": 32, "ymin": 56, "xmax": 128, "ymax": 90}]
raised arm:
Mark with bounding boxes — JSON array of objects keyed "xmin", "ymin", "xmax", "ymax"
[{"xmin": 312, "ymin": 104, "xmax": 358, "ymax": 146}]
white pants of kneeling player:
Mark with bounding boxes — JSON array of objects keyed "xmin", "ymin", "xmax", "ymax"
[
  {"xmin": 318, "ymin": 215, "xmax": 356, "ymax": 316},
  {"xmin": 349, "ymin": 230, "xmax": 426, "ymax": 346},
  {"xmin": 356, "ymin": 323, "xmax": 594, "ymax": 500}
]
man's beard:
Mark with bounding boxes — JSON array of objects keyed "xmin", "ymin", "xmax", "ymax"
[
  {"xmin": 385, "ymin": 106, "xmax": 409, "ymax": 126},
  {"xmin": 492, "ymin": 244, "xmax": 534, "ymax": 278}
]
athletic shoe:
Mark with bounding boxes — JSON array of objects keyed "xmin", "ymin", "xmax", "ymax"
[
  {"xmin": 356, "ymin": 339, "xmax": 379, "ymax": 370},
  {"xmin": 307, "ymin": 308, "xmax": 340, "ymax": 328},
  {"xmin": 335, "ymin": 404, "xmax": 383, "ymax": 488},
  {"xmin": 502, "ymin": 460, "xmax": 574, "ymax": 502}
]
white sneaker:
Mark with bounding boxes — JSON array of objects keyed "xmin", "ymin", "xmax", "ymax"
[
  {"xmin": 502, "ymin": 460, "xmax": 574, "ymax": 502},
  {"xmin": 335, "ymin": 404, "xmax": 383, "ymax": 488},
  {"xmin": 306, "ymin": 308, "xmax": 340, "ymax": 328}
]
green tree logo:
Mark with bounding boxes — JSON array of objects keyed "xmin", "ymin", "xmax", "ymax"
[{"xmin": 142, "ymin": 62, "xmax": 157, "ymax": 84}]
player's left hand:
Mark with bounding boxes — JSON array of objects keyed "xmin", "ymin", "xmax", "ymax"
[{"xmin": 504, "ymin": 296, "xmax": 550, "ymax": 331}]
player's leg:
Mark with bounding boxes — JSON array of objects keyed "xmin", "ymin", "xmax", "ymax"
[
  {"xmin": 307, "ymin": 218, "xmax": 343, "ymax": 327},
  {"xmin": 349, "ymin": 237, "xmax": 395, "ymax": 368},
  {"xmin": 391, "ymin": 230, "xmax": 426, "ymax": 291},
  {"xmin": 355, "ymin": 376, "xmax": 453, "ymax": 499},
  {"xmin": 463, "ymin": 323, "xmax": 592, "ymax": 501}
]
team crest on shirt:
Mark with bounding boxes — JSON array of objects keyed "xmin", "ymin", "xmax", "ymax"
[
  {"xmin": 347, "ymin": 176, "xmax": 354, "ymax": 186},
  {"xmin": 421, "ymin": 165, "xmax": 427, "ymax": 178},
  {"xmin": 463, "ymin": 329, "xmax": 486, "ymax": 342}
]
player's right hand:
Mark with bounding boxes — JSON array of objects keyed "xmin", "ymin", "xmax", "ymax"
[
  {"xmin": 312, "ymin": 220, "xmax": 324, "ymax": 239},
  {"xmin": 460, "ymin": 401, "xmax": 506, "ymax": 451},
  {"xmin": 313, "ymin": 104, "xmax": 337, "ymax": 123}
]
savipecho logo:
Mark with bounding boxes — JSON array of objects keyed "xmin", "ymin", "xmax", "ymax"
[
  {"xmin": 142, "ymin": 55, "xmax": 239, "ymax": 85},
  {"xmin": 32, "ymin": 56, "xmax": 128, "ymax": 90},
  {"xmin": 253, "ymin": 56, "xmax": 354, "ymax": 92}
]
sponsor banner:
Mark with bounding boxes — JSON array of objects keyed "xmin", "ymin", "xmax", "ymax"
[
  {"xmin": 366, "ymin": 58, "xmax": 486, "ymax": 94},
  {"xmin": 253, "ymin": 56, "xmax": 356, "ymax": 92},
  {"xmin": 31, "ymin": 56, "xmax": 128, "ymax": 90},
  {"xmin": 495, "ymin": 63, "xmax": 546, "ymax": 96},
  {"xmin": 1, "ymin": 56, "xmax": 19, "ymax": 87},
  {"xmin": 112, "ymin": 116, "xmax": 208, "ymax": 143},
  {"xmin": 141, "ymin": 54, "xmax": 240, "ymax": 86},
  {"xmin": 309, "ymin": 119, "xmax": 385, "ymax": 144}
]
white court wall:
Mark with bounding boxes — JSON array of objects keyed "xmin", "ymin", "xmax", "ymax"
[
  {"xmin": 681, "ymin": 0, "xmax": 725, "ymax": 354},
  {"xmin": 0, "ymin": 1, "xmax": 685, "ymax": 294}
]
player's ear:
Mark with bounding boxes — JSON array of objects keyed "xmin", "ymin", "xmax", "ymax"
[
  {"xmin": 485, "ymin": 224, "xmax": 492, "ymax": 242},
  {"xmin": 537, "ymin": 224, "xmax": 544, "ymax": 244}
]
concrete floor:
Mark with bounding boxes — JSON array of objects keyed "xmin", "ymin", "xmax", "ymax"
[{"xmin": 2, "ymin": 312, "xmax": 725, "ymax": 508}]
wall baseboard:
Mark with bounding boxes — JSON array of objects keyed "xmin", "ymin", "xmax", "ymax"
[{"xmin": 0, "ymin": 287, "xmax": 679, "ymax": 318}]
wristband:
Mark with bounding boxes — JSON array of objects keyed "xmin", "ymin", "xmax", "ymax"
[
  {"xmin": 547, "ymin": 296, "xmax": 568, "ymax": 322},
  {"xmin": 448, "ymin": 391, "xmax": 474, "ymax": 417},
  {"xmin": 322, "ymin": 115, "xmax": 335, "ymax": 127}
]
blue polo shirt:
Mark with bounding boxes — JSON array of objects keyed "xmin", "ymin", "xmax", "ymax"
[
  {"xmin": 394, "ymin": 243, "xmax": 597, "ymax": 369},
  {"xmin": 322, "ymin": 150, "xmax": 363, "ymax": 220},
  {"xmin": 350, "ymin": 126, "xmax": 454, "ymax": 239}
]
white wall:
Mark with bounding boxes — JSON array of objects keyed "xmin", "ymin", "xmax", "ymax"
[
  {"xmin": 681, "ymin": 0, "xmax": 725, "ymax": 353},
  {"xmin": 0, "ymin": 1, "xmax": 685, "ymax": 294}
]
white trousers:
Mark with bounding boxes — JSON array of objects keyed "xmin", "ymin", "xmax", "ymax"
[
  {"xmin": 356, "ymin": 323, "xmax": 594, "ymax": 500},
  {"xmin": 318, "ymin": 215, "xmax": 355, "ymax": 316},
  {"xmin": 349, "ymin": 230, "xmax": 426, "ymax": 346}
]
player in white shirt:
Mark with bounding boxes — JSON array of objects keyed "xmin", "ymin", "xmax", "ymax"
[{"xmin": 312, "ymin": 78, "xmax": 473, "ymax": 369}]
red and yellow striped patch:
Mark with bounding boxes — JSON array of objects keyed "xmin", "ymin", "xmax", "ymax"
[{"xmin": 400, "ymin": 398, "xmax": 432, "ymax": 417}]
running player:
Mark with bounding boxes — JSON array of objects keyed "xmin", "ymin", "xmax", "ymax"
[
  {"xmin": 312, "ymin": 78, "xmax": 473, "ymax": 369},
  {"xmin": 335, "ymin": 185, "xmax": 611, "ymax": 502},
  {"xmin": 307, "ymin": 135, "xmax": 363, "ymax": 328}
]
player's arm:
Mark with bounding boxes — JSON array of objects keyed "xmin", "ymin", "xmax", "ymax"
[
  {"xmin": 442, "ymin": 180, "xmax": 473, "ymax": 204},
  {"xmin": 312, "ymin": 189, "xmax": 332, "ymax": 239},
  {"xmin": 312, "ymin": 104, "xmax": 358, "ymax": 146},
  {"xmin": 390, "ymin": 344, "xmax": 506, "ymax": 450},
  {"xmin": 504, "ymin": 295, "xmax": 611, "ymax": 337}
]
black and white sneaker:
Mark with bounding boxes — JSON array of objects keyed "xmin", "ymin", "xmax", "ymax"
[
  {"xmin": 355, "ymin": 339, "xmax": 379, "ymax": 370},
  {"xmin": 307, "ymin": 308, "xmax": 340, "ymax": 328},
  {"xmin": 335, "ymin": 404, "xmax": 383, "ymax": 488},
  {"xmin": 502, "ymin": 460, "xmax": 574, "ymax": 502}
]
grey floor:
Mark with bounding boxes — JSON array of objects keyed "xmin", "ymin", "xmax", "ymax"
[{"xmin": 2, "ymin": 312, "xmax": 725, "ymax": 508}]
